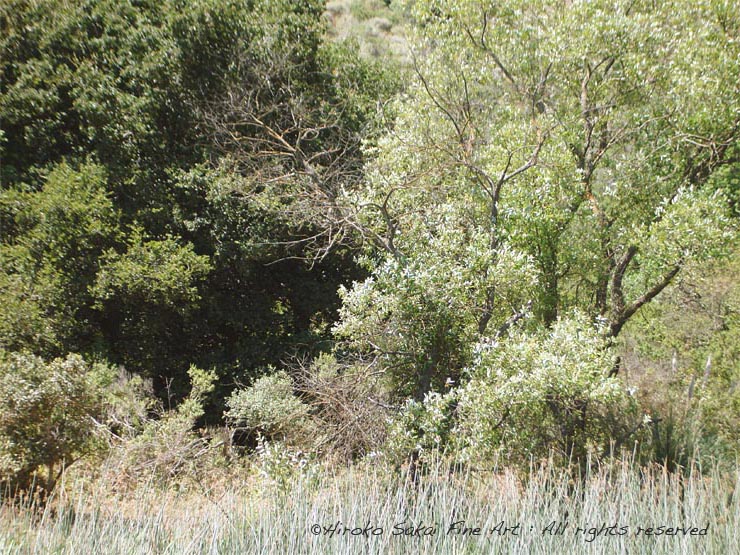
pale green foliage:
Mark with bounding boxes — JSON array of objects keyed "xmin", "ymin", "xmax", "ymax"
[
  {"xmin": 253, "ymin": 434, "xmax": 315, "ymax": 492},
  {"xmin": 456, "ymin": 313, "xmax": 642, "ymax": 465},
  {"xmin": 628, "ymin": 188, "xmax": 734, "ymax": 284},
  {"xmin": 97, "ymin": 368, "xmax": 157, "ymax": 440},
  {"xmin": 335, "ymin": 231, "xmax": 538, "ymax": 397},
  {"xmin": 336, "ymin": 0, "xmax": 740, "ymax": 407},
  {"xmin": 0, "ymin": 352, "xmax": 105, "ymax": 490},
  {"xmin": 225, "ymin": 371, "xmax": 310, "ymax": 441},
  {"xmin": 176, "ymin": 365, "xmax": 217, "ymax": 422},
  {"xmin": 385, "ymin": 313, "xmax": 642, "ymax": 466},
  {"xmin": 385, "ymin": 390, "xmax": 460, "ymax": 463}
]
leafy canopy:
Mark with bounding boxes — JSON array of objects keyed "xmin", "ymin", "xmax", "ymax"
[{"xmin": 336, "ymin": 0, "xmax": 740, "ymax": 400}]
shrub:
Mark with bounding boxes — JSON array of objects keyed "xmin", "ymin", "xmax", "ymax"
[
  {"xmin": 226, "ymin": 355, "xmax": 389, "ymax": 461},
  {"xmin": 0, "ymin": 352, "xmax": 106, "ymax": 492},
  {"xmin": 385, "ymin": 313, "xmax": 648, "ymax": 469},
  {"xmin": 455, "ymin": 313, "xmax": 645, "ymax": 466},
  {"xmin": 102, "ymin": 365, "xmax": 223, "ymax": 489},
  {"xmin": 384, "ymin": 390, "xmax": 460, "ymax": 468},
  {"xmin": 294, "ymin": 353, "xmax": 388, "ymax": 460},
  {"xmin": 225, "ymin": 370, "xmax": 311, "ymax": 445}
]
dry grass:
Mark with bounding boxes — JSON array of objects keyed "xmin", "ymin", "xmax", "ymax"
[
  {"xmin": 2, "ymin": 455, "xmax": 738, "ymax": 554},
  {"xmin": 324, "ymin": 0, "xmax": 409, "ymax": 62}
]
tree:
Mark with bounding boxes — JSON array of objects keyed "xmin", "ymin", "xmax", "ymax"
[
  {"xmin": 0, "ymin": 0, "xmax": 193, "ymax": 231},
  {"xmin": 195, "ymin": 0, "xmax": 397, "ymax": 260},
  {"xmin": 0, "ymin": 162, "xmax": 120, "ymax": 357},
  {"xmin": 336, "ymin": 0, "xmax": 740, "ymax": 400},
  {"xmin": 1, "ymin": 0, "xmax": 397, "ymax": 411},
  {"xmin": 92, "ymin": 233, "xmax": 212, "ymax": 385}
]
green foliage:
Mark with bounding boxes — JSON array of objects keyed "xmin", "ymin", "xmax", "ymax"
[
  {"xmin": 94, "ymin": 235, "xmax": 211, "ymax": 308},
  {"xmin": 0, "ymin": 162, "xmax": 120, "ymax": 356},
  {"xmin": 622, "ymin": 249, "xmax": 740, "ymax": 465},
  {"xmin": 712, "ymin": 158, "xmax": 740, "ymax": 217},
  {"xmin": 1, "ymin": 0, "xmax": 398, "ymax": 411},
  {"xmin": 385, "ymin": 313, "xmax": 644, "ymax": 467},
  {"xmin": 97, "ymin": 368, "xmax": 157, "ymax": 441},
  {"xmin": 176, "ymin": 365, "xmax": 218, "ymax": 422},
  {"xmin": 253, "ymin": 435, "xmax": 315, "ymax": 492},
  {"xmin": 335, "ymin": 0, "xmax": 740, "ymax": 411},
  {"xmin": 0, "ymin": 352, "xmax": 106, "ymax": 491},
  {"xmin": 2, "ymin": 0, "xmax": 737, "ymax": 478},
  {"xmin": 0, "ymin": 0, "xmax": 190, "ymax": 206},
  {"xmin": 92, "ymin": 235, "xmax": 211, "ymax": 382},
  {"xmin": 335, "ymin": 233, "xmax": 538, "ymax": 399},
  {"xmin": 456, "ymin": 314, "xmax": 643, "ymax": 465},
  {"xmin": 385, "ymin": 390, "xmax": 460, "ymax": 463},
  {"xmin": 225, "ymin": 371, "xmax": 311, "ymax": 443}
]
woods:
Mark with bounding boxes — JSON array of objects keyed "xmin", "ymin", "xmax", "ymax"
[
  {"xmin": 1, "ymin": 0, "xmax": 390, "ymax": 408},
  {"xmin": 1, "ymin": 0, "xmax": 740, "ymax": 538}
]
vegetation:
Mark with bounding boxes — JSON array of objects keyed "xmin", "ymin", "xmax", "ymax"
[
  {"xmin": 1, "ymin": 457, "xmax": 739, "ymax": 554},
  {"xmin": 0, "ymin": 353, "xmax": 108, "ymax": 492},
  {"xmin": 1, "ymin": 0, "xmax": 739, "ymax": 552}
]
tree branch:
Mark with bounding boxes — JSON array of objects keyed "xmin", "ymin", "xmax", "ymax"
[{"xmin": 609, "ymin": 260, "xmax": 682, "ymax": 338}]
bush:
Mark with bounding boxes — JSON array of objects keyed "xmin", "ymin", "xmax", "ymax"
[
  {"xmin": 0, "ymin": 352, "xmax": 107, "ymax": 492},
  {"xmin": 225, "ymin": 355, "xmax": 389, "ymax": 461},
  {"xmin": 225, "ymin": 370, "xmax": 311, "ymax": 445},
  {"xmin": 455, "ymin": 314, "xmax": 645, "ymax": 466},
  {"xmin": 384, "ymin": 390, "xmax": 460, "ymax": 467},
  {"xmin": 101, "ymin": 365, "xmax": 224, "ymax": 489},
  {"xmin": 385, "ymin": 313, "xmax": 648, "ymax": 469},
  {"xmin": 294, "ymin": 353, "xmax": 388, "ymax": 460}
]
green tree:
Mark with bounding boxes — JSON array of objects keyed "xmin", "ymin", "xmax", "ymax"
[
  {"xmin": 0, "ymin": 0, "xmax": 193, "ymax": 229},
  {"xmin": 92, "ymin": 233, "xmax": 211, "ymax": 387},
  {"xmin": 0, "ymin": 162, "xmax": 120, "ymax": 356},
  {"xmin": 336, "ymin": 0, "xmax": 740, "ymax": 401},
  {"xmin": 1, "ymin": 0, "xmax": 396, "ymax": 410}
]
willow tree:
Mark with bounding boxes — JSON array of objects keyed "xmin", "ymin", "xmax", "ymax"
[{"xmin": 335, "ymin": 0, "xmax": 740, "ymax": 402}]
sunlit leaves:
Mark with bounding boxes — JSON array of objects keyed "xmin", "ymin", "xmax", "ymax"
[{"xmin": 456, "ymin": 312, "xmax": 639, "ymax": 464}]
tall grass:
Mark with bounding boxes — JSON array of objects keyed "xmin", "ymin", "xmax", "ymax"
[{"xmin": 1, "ymin": 456, "xmax": 738, "ymax": 554}]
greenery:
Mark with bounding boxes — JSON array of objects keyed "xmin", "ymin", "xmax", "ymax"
[
  {"xmin": 1, "ymin": 0, "xmax": 396, "ymax": 402},
  {"xmin": 1, "ymin": 0, "xmax": 739, "ymax": 551},
  {"xmin": 0, "ymin": 353, "xmax": 108, "ymax": 492},
  {"xmin": 226, "ymin": 370, "xmax": 311, "ymax": 442}
]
